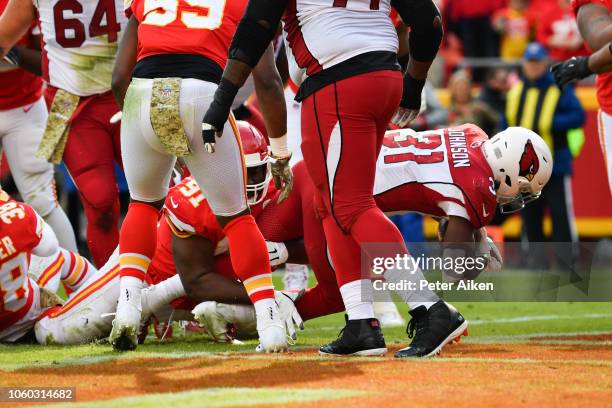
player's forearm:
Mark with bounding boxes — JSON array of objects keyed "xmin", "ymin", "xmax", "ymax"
[
  {"xmin": 253, "ymin": 47, "xmax": 287, "ymax": 141},
  {"xmin": 0, "ymin": 0, "xmax": 36, "ymax": 56},
  {"xmin": 13, "ymin": 45, "xmax": 41, "ymax": 76},
  {"xmin": 181, "ymin": 272, "xmax": 251, "ymax": 305},
  {"xmin": 588, "ymin": 42, "xmax": 612, "ymax": 74},
  {"xmin": 222, "ymin": 0, "xmax": 288, "ymax": 89},
  {"xmin": 392, "ymin": 0, "xmax": 443, "ymax": 71}
]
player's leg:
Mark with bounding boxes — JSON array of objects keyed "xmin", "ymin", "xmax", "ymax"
[
  {"xmin": 1, "ymin": 98, "xmax": 77, "ymax": 251},
  {"xmin": 598, "ymin": 109, "xmax": 612, "ymax": 195},
  {"xmin": 30, "ymin": 247, "xmax": 95, "ymax": 295},
  {"xmin": 112, "ymin": 78, "xmax": 177, "ymax": 350},
  {"xmin": 181, "ymin": 78, "xmax": 286, "ymax": 352},
  {"xmin": 62, "ymin": 100, "xmax": 121, "ymax": 266},
  {"xmin": 35, "ymin": 250, "xmax": 121, "ymax": 345}
]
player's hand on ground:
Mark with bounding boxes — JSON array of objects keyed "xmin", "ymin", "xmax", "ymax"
[
  {"xmin": 551, "ymin": 56, "xmax": 592, "ymax": 88},
  {"xmin": 192, "ymin": 301, "xmax": 233, "ymax": 342},
  {"xmin": 392, "ymin": 72, "xmax": 426, "ymax": 128},
  {"xmin": 274, "ymin": 290, "xmax": 304, "ymax": 342},
  {"xmin": 270, "ymin": 153, "xmax": 293, "ymax": 203}
]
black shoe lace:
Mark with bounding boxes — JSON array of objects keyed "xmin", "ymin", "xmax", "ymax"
[{"xmin": 407, "ymin": 316, "xmax": 428, "ymax": 341}]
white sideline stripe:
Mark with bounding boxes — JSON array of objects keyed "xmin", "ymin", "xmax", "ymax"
[{"xmin": 316, "ymin": 312, "xmax": 612, "ymax": 331}]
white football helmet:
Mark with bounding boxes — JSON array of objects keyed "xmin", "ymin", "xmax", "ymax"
[{"xmin": 482, "ymin": 127, "xmax": 553, "ymax": 213}]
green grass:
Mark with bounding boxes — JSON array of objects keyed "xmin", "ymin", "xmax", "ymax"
[
  {"xmin": 1, "ymin": 301, "xmax": 610, "ymax": 372},
  {"xmin": 0, "ymin": 271, "xmax": 610, "ymax": 372}
]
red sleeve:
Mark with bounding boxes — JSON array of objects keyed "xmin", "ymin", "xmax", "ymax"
[
  {"xmin": 163, "ymin": 178, "xmax": 223, "ymax": 245},
  {"xmin": 0, "ymin": 201, "xmax": 42, "ymax": 254}
]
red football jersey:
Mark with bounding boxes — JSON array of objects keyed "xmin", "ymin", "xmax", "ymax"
[
  {"xmin": 130, "ymin": 0, "xmax": 248, "ymax": 66},
  {"xmin": 571, "ymin": 0, "xmax": 612, "ymax": 114},
  {"xmin": 147, "ymin": 176, "xmax": 272, "ymax": 284},
  {"xmin": 0, "ymin": 199, "xmax": 43, "ymax": 332},
  {"xmin": 0, "ymin": 0, "xmax": 42, "ymax": 111},
  {"xmin": 373, "ymin": 124, "xmax": 497, "ymax": 228}
]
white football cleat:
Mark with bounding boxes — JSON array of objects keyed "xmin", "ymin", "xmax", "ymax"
[
  {"xmin": 374, "ymin": 301, "xmax": 406, "ymax": 328},
  {"xmin": 256, "ymin": 302, "xmax": 288, "ymax": 353},
  {"xmin": 110, "ymin": 284, "xmax": 142, "ymax": 351}
]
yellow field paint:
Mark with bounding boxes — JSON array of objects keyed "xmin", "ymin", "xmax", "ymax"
[{"xmin": 33, "ymin": 387, "xmax": 368, "ymax": 408}]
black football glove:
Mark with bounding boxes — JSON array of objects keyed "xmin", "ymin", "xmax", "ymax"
[
  {"xmin": 201, "ymin": 78, "xmax": 239, "ymax": 153},
  {"xmin": 3, "ymin": 47, "xmax": 20, "ymax": 66},
  {"xmin": 391, "ymin": 72, "xmax": 425, "ymax": 128},
  {"xmin": 551, "ymin": 56, "xmax": 592, "ymax": 88}
]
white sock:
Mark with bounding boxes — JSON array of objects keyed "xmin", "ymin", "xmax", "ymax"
[
  {"xmin": 253, "ymin": 298, "xmax": 277, "ymax": 322},
  {"xmin": 383, "ymin": 266, "xmax": 439, "ymax": 312},
  {"xmin": 44, "ymin": 207, "xmax": 77, "ymax": 252},
  {"xmin": 340, "ymin": 279, "xmax": 375, "ymax": 320},
  {"xmin": 118, "ymin": 276, "xmax": 143, "ymax": 306}
]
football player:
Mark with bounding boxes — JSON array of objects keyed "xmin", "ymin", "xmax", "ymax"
[
  {"xmin": 192, "ymin": 125, "xmax": 553, "ymax": 357},
  {"xmin": 202, "ymin": 0, "xmax": 444, "ymax": 357},
  {"xmin": 0, "ymin": 191, "xmax": 61, "ymax": 342},
  {"xmin": 0, "ymin": 0, "xmax": 128, "ymax": 267},
  {"xmin": 552, "ymin": 0, "xmax": 612, "ymax": 194},
  {"xmin": 109, "ymin": 0, "xmax": 290, "ymax": 352},
  {"xmin": 0, "ymin": 0, "xmax": 77, "ymax": 252},
  {"xmin": 34, "ymin": 125, "xmax": 301, "ymax": 346}
]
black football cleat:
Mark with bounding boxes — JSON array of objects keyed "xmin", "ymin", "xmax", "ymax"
[
  {"xmin": 395, "ymin": 301, "xmax": 468, "ymax": 358},
  {"xmin": 319, "ymin": 315, "xmax": 387, "ymax": 356}
]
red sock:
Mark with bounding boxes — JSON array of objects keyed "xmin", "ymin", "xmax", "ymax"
[
  {"xmin": 119, "ymin": 203, "xmax": 159, "ymax": 281},
  {"xmin": 296, "ymin": 283, "xmax": 345, "ymax": 321},
  {"xmin": 223, "ymin": 215, "xmax": 274, "ymax": 303}
]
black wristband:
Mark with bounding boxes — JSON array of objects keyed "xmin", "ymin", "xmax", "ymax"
[
  {"xmin": 398, "ymin": 54, "xmax": 409, "ymax": 72},
  {"xmin": 204, "ymin": 77, "xmax": 240, "ymax": 130},
  {"xmin": 400, "ymin": 73, "xmax": 426, "ymax": 109}
]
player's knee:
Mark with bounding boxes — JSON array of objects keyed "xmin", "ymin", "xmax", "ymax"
[
  {"xmin": 332, "ymin": 196, "xmax": 377, "ymax": 233},
  {"xmin": 77, "ymin": 178, "xmax": 120, "ymax": 231}
]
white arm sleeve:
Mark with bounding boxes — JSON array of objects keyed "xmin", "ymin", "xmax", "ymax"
[{"xmin": 32, "ymin": 220, "xmax": 59, "ymax": 257}]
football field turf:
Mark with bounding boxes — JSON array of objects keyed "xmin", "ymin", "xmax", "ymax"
[{"xmin": 1, "ymin": 300, "xmax": 611, "ymax": 407}]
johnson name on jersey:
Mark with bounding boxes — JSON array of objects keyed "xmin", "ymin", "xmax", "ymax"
[
  {"xmin": 34, "ymin": 0, "xmax": 128, "ymax": 96},
  {"xmin": 374, "ymin": 124, "xmax": 498, "ymax": 228}
]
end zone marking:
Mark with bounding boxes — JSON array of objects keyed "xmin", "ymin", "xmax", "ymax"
[{"xmin": 30, "ymin": 387, "xmax": 368, "ymax": 408}]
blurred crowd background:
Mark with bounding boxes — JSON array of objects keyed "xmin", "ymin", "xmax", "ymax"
[{"xmin": 1, "ymin": 0, "xmax": 610, "ymax": 260}]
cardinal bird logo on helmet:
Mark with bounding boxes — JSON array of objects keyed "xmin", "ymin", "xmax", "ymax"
[{"xmin": 519, "ymin": 140, "xmax": 539, "ymax": 181}]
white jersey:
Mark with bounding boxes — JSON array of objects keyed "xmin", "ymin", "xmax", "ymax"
[
  {"xmin": 373, "ymin": 125, "xmax": 498, "ymax": 228},
  {"xmin": 34, "ymin": 0, "xmax": 128, "ymax": 96},
  {"xmin": 281, "ymin": 0, "xmax": 398, "ymax": 87}
]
